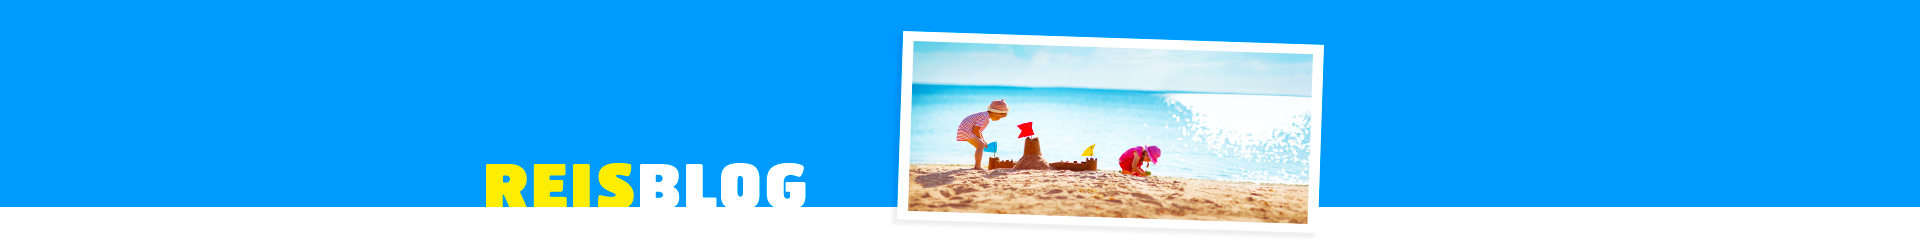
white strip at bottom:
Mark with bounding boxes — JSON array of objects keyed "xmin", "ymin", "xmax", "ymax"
[
  {"xmin": 1, "ymin": 207, "xmax": 1914, "ymax": 240},
  {"xmin": 1314, "ymin": 207, "xmax": 1920, "ymax": 239}
]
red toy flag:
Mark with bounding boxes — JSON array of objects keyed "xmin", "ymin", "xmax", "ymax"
[{"xmin": 1017, "ymin": 122, "xmax": 1035, "ymax": 138}]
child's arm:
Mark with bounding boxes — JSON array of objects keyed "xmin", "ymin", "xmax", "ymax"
[
  {"xmin": 1131, "ymin": 150, "xmax": 1147, "ymax": 175},
  {"xmin": 971, "ymin": 125, "xmax": 984, "ymax": 142}
]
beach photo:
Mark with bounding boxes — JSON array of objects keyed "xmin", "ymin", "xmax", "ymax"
[{"xmin": 898, "ymin": 32, "xmax": 1322, "ymax": 231}]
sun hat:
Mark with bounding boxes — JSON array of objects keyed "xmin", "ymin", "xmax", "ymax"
[
  {"xmin": 1145, "ymin": 145, "xmax": 1161, "ymax": 164},
  {"xmin": 988, "ymin": 100, "xmax": 1009, "ymax": 113}
]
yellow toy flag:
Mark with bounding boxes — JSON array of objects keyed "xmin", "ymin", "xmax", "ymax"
[{"xmin": 1082, "ymin": 144, "xmax": 1096, "ymax": 157}]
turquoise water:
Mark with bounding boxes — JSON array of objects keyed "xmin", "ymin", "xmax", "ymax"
[{"xmin": 909, "ymin": 84, "xmax": 1313, "ymax": 185}]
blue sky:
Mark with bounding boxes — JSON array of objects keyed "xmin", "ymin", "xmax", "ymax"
[{"xmin": 912, "ymin": 41, "xmax": 1314, "ymax": 96}]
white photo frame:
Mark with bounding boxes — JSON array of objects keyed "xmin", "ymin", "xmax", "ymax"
[{"xmin": 897, "ymin": 31, "xmax": 1323, "ymax": 233}]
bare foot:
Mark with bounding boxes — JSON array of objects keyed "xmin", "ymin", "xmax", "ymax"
[{"xmin": 973, "ymin": 166, "xmax": 984, "ymax": 170}]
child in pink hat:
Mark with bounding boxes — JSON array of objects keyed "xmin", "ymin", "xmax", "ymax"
[
  {"xmin": 957, "ymin": 100, "xmax": 1010, "ymax": 170},
  {"xmin": 1119, "ymin": 145, "xmax": 1160, "ymax": 177}
]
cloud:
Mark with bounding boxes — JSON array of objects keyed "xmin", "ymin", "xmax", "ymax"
[
  {"xmin": 1030, "ymin": 50, "xmax": 1083, "ymax": 65},
  {"xmin": 912, "ymin": 41, "xmax": 1314, "ymax": 96}
]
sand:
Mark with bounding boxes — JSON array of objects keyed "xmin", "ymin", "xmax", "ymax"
[{"xmin": 907, "ymin": 164, "xmax": 1308, "ymax": 224}]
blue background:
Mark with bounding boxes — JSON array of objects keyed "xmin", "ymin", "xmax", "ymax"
[{"xmin": 3, "ymin": 1, "xmax": 1917, "ymax": 207}]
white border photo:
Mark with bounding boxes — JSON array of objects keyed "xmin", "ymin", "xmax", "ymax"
[{"xmin": 897, "ymin": 31, "xmax": 1323, "ymax": 233}]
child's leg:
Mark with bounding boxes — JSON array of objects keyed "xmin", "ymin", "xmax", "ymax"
[{"xmin": 966, "ymin": 138, "xmax": 985, "ymax": 170}]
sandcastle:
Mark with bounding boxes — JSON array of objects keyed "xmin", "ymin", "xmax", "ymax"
[
  {"xmin": 986, "ymin": 157, "xmax": 1014, "ymax": 169},
  {"xmin": 985, "ymin": 137, "xmax": 1096, "ymax": 171},
  {"xmin": 983, "ymin": 122, "xmax": 1095, "ymax": 171},
  {"xmin": 1048, "ymin": 157, "xmax": 1096, "ymax": 171},
  {"xmin": 1012, "ymin": 137, "xmax": 1052, "ymax": 170}
]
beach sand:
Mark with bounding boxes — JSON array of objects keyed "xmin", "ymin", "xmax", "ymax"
[{"xmin": 907, "ymin": 164, "xmax": 1308, "ymax": 223}]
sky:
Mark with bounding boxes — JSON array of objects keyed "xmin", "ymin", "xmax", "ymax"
[{"xmin": 912, "ymin": 41, "xmax": 1314, "ymax": 96}]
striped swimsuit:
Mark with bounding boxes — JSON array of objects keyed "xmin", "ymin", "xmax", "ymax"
[{"xmin": 955, "ymin": 111, "xmax": 991, "ymax": 141}]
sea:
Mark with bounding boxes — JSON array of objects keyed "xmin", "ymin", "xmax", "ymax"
[{"xmin": 909, "ymin": 84, "xmax": 1314, "ymax": 185}]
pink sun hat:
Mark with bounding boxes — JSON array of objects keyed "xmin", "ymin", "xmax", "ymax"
[{"xmin": 1144, "ymin": 145, "xmax": 1161, "ymax": 164}]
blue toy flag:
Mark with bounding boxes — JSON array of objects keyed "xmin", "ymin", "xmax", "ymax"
[{"xmin": 984, "ymin": 142, "xmax": 998, "ymax": 153}]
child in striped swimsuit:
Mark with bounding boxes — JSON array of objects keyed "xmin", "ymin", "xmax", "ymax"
[{"xmin": 957, "ymin": 100, "xmax": 1010, "ymax": 170}]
